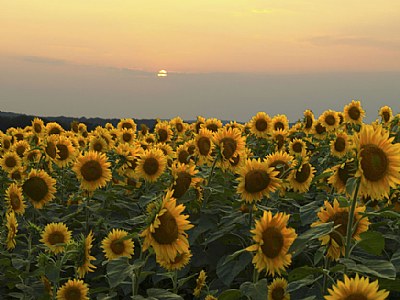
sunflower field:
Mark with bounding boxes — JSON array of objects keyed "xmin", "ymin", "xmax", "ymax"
[{"xmin": 0, "ymin": 101, "xmax": 400, "ymax": 300}]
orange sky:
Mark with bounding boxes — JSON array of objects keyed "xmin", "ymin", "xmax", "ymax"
[{"xmin": 1, "ymin": 0, "xmax": 400, "ymax": 73}]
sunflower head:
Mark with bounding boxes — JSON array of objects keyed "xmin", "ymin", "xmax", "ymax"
[
  {"xmin": 248, "ymin": 112, "xmax": 272, "ymax": 137},
  {"xmin": 6, "ymin": 211, "xmax": 18, "ymax": 250},
  {"xmin": 5, "ymin": 183, "xmax": 26, "ymax": 215},
  {"xmin": 268, "ymin": 278, "xmax": 290, "ymax": 300},
  {"xmin": 77, "ymin": 231, "xmax": 96, "ymax": 278},
  {"xmin": 56, "ymin": 279, "xmax": 89, "ymax": 300},
  {"xmin": 136, "ymin": 148, "xmax": 167, "ymax": 182},
  {"xmin": 22, "ymin": 169, "xmax": 57, "ymax": 209},
  {"xmin": 101, "ymin": 228, "xmax": 134, "ymax": 260},
  {"xmin": 343, "ymin": 100, "xmax": 365, "ymax": 124},
  {"xmin": 379, "ymin": 105, "xmax": 393, "ymax": 124},
  {"xmin": 40, "ymin": 222, "xmax": 72, "ymax": 254},
  {"xmin": 319, "ymin": 110, "xmax": 340, "ymax": 132},
  {"xmin": 117, "ymin": 118, "xmax": 137, "ymax": 131}
]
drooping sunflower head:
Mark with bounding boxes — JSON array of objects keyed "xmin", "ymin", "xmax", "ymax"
[
  {"xmin": 379, "ymin": 105, "xmax": 393, "ymax": 124},
  {"xmin": 6, "ymin": 211, "xmax": 18, "ymax": 250},
  {"xmin": 157, "ymin": 250, "xmax": 192, "ymax": 271},
  {"xmin": 73, "ymin": 151, "xmax": 112, "ymax": 191},
  {"xmin": 343, "ymin": 100, "xmax": 365, "ymax": 125},
  {"xmin": 288, "ymin": 160, "xmax": 316, "ymax": 193},
  {"xmin": 319, "ymin": 110, "xmax": 340, "ymax": 132},
  {"xmin": 354, "ymin": 124, "xmax": 400, "ymax": 200},
  {"xmin": 325, "ymin": 274, "xmax": 389, "ymax": 300},
  {"xmin": 246, "ymin": 211, "xmax": 297, "ymax": 276},
  {"xmin": 22, "ymin": 169, "xmax": 56, "ymax": 209},
  {"xmin": 5, "ymin": 183, "xmax": 26, "ymax": 215},
  {"xmin": 237, "ymin": 158, "xmax": 281, "ymax": 203},
  {"xmin": 303, "ymin": 109, "xmax": 315, "ymax": 133},
  {"xmin": 213, "ymin": 127, "xmax": 246, "ymax": 162},
  {"xmin": 268, "ymin": 278, "xmax": 290, "ymax": 300},
  {"xmin": 0, "ymin": 151, "xmax": 22, "ymax": 173},
  {"xmin": 56, "ymin": 278, "xmax": 89, "ymax": 300},
  {"xmin": 136, "ymin": 148, "xmax": 167, "ymax": 182},
  {"xmin": 101, "ymin": 228, "xmax": 134, "ymax": 260},
  {"xmin": 40, "ymin": 222, "xmax": 72, "ymax": 254},
  {"xmin": 77, "ymin": 231, "xmax": 96, "ymax": 278},
  {"xmin": 330, "ymin": 131, "xmax": 351, "ymax": 158},
  {"xmin": 248, "ymin": 112, "xmax": 272, "ymax": 137},
  {"xmin": 117, "ymin": 118, "xmax": 137, "ymax": 132}
]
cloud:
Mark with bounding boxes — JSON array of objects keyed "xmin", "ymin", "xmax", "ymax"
[
  {"xmin": 307, "ymin": 35, "xmax": 400, "ymax": 51},
  {"xmin": 15, "ymin": 55, "xmax": 68, "ymax": 65}
]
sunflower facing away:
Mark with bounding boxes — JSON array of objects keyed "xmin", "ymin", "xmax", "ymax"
[
  {"xmin": 101, "ymin": 228, "xmax": 134, "ymax": 260},
  {"xmin": 22, "ymin": 169, "xmax": 57, "ymax": 209},
  {"xmin": 354, "ymin": 124, "xmax": 400, "ymax": 200},
  {"xmin": 6, "ymin": 211, "xmax": 18, "ymax": 250},
  {"xmin": 343, "ymin": 100, "xmax": 365, "ymax": 125},
  {"xmin": 5, "ymin": 183, "xmax": 26, "ymax": 215},
  {"xmin": 325, "ymin": 274, "xmax": 389, "ymax": 300},
  {"xmin": 248, "ymin": 112, "xmax": 272, "ymax": 138},
  {"xmin": 268, "ymin": 277, "xmax": 290, "ymax": 300},
  {"xmin": 246, "ymin": 211, "xmax": 297, "ymax": 276},
  {"xmin": 311, "ymin": 199, "xmax": 369, "ymax": 260},
  {"xmin": 141, "ymin": 190, "xmax": 194, "ymax": 263},
  {"xmin": 77, "ymin": 231, "xmax": 96, "ymax": 278},
  {"xmin": 56, "ymin": 278, "xmax": 89, "ymax": 300},
  {"xmin": 73, "ymin": 151, "xmax": 112, "ymax": 191},
  {"xmin": 136, "ymin": 148, "xmax": 167, "ymax": 182},
  {"xmin": 237, "ymin": 158, "xmax": 281, "ymax": 203},
  {"xmin": 41, "ymin": 222, "xmax": 72, "ymax": 254}
]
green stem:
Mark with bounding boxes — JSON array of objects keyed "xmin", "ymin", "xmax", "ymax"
[
  {"xmin": 252, "ymin": 268, "xmax": 259, "ymax": 283},
  {"xmin": 345, "ymin": 178, "xmax": 361, "ymax": 259},
  {"xmin": 322, "ymin": 257, "xmax": 330, "ymax": 295},
  {"xmin": 202, "ymin": 155, "xmax": 219, "ymax": 209},
  {"xmin": 248, "ymin": 205, "xmax": 253, "ymax": 230},
  {"xmin": 172, "ymin": 270, "xmax": 178, "ymax": 294}
]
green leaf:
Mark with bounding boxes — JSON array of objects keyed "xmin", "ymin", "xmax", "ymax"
[
  {"xmin": 345, "ymin": 177, "xmax": 358, "ymax": 196},
  {"xmin": 288, "ymin": 275, "xmax": 322, "ymax": 292},
  {"xmin": 216, "ymin": 251, "xmax": 252, "ymax": 286},
  {"xmin": 146, "ymin": 288, "xmax": 183, "ymax": 299},
  {"xmin": 288, "ymin": 266, "xmax": 324, "ymax": 282},
  {"xmin": 391, "ymin": 248, "xmax": 400, "ymax": 273},
  {"xmin": 218, "ymin": 289, "xmax": 242, "ymax": 300},
  {"xmin": 240, "ymin": 279, "xmax": 268, "ymax": 300},
  {"xmin": 378, "ymin": 278, "xmax": 400, "ymax": 292},
  {"xmin": 357, "ymin": 231, "xmax": 385, "ymax": 256},
  {"xmin": 106, "ymin": 257, "xmax": 134, "ymax": 288},
  {"xmin": 340, "ymin": 258, "xmax": 396, "ymax": 280}
]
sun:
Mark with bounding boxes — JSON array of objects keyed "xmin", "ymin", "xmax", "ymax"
[{"xmin": 157, "ymin": 69, "xmax": 168, "ymax": 77}]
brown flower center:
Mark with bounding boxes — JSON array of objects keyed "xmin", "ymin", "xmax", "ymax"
[
  {"xmin": 195, "ymin": 122, "xmax": 204, "ymax": 133},
  {"xmin": 261, "ymin": 227, "xmax": 284, "ymax": 258},
  {"xmin": 220, "ymin": 137, "xmax": 237, "ymax": 160},
  {"xmin": 80, "ymin": 160, "xmax": 103, "ymax": 181},
  {"xmin": 176, "ymin": 123, "xmax": 184, "ymax": 132},
  {"xmin": 295, "ymin": 163, "xmax": 311, "ymax": 183},
  {"xmin": 34, "ymin": 123, "xmax": 42, "ymax": 133},
  {"xmin": 172, "ymin": 172, "xmax": 192, "ymax": 198},
  {"xmin": 344, "ymin": 293, "xmax": 368, "ymax": 300},
  {"xmin": 23, "ymin": 177, "xmax": 49, "ymax": 202},
  {"xmin": 360, "ymin": 144, "xmax": 388, "ymax": 182},
  {"xmin": 5, "ymin": 156, "xmax": 17, "ymax": 168},
  {"xmin": 188, "ymin": 145, "xmax": 195, "ymax": 155},
  {"xmin": 255, "ymin": 118, "xmax": 268, "ymax": 132},
  {"xmin": 110, "ymin": 239, "xmax": 125, "ymax": 255},
  {"xmin": 152, "ymin": 211, "xmax": 179, "ymax": 244},
  {"xmin": 245, "ymin": 170, "xmax": 271, "ymax": 193},
  {"xmin": 178, "ymin": 150, "xmax": 190, "ymax": 164},
  {"xmin": 10, "ymin": 192, "xmax": 21, "ymax": 210},
  {"xmin": 230, "ymin": 155, "xmax": 240, "ymax": 167},
  {"xmin": 93, "ymin": 142, "xmax": 103, "ymax": 152},
  {"xmin": 206, "ymin": 123, "xmax": 219, "ymax": 132},
  {"xmin": 143, "ymin": 157, "xmax": 159, "ymax": 175},
  {"xmin": 46, "ymin": 142, "xmax": 57, "ymax": 159},
  {"xmin": 15, "ymin": 133, "xmax": 24, "ymax": 141},
  {"xmin": 274, "ymin": 121, "xmax": 284, "ymax": 131},
  {"xmin": 16, "ymin": 145, "xmax": 26, "ymax": 157},
  {"xmin": 292, "ymin": 141, "xmax": 303, "ymax": 153},
  {"xmin": 315, "ymin": 123, "xmax": 326, "ymax": 135},
  {"xmin": 48, "ymin": 231, "xmax": 65, "ymax": 245},
  {"xmin": 270, "ymin": 160, "xmax": 289, "ymax": 179},
  {"xmin": 348, "ymin": 106, "xmax": 361, "ymax": 121},
  {"xmin": 271, "ymin": 287, "xmax": 285, "ymax": 300},
  {"xmin": 382, "ymin": 111, "xmax": 390, "ymax": 123},
  {"xmin": 325, "ymin": 114, "xmax": 336, "ymax": 126},
  {"xmin": 305, "ymin": 115, "xmax": 313, "ymax": 129},
  {"xmin": 64, "ymin": 286, "xmax": 82, "ymax": 300},
  {"xmin": 337, "ymin": 164, "xmax": 353, "ymax": 186},
  {"xmin": 48, "ymin": 126, "xmax": 61, "ymax": 135},
  {"xmin": 123, "ymin": 132, "xmax": 132, "ymax": 142},
  {"xmin": 146, "ymin": 137, "xmax": 155, "ymax": 144},
  {"xmin": 56, "ymin": 144, "xmax": 69, "ymax": 161},
  {"xmin": 3, "ymin": 139, "xmax": 11, "ymax": 149},
  {"xmin": 121, "ymin": 122, "xmax": 133, "ymax": 129},
  {"xmin": 334, "ymin": 137, "xmax": 346, "ymax": 152},
  {"xmin": 275, "ymin": 135, "xmax": 285, "ymax": 150},
  {"xmin": 158, "ymin": 129, "xmax": 168, "ymax": 142},
  {"xmin": 197, "ymin": 137, "xmax": 211, "ymax": 156}
]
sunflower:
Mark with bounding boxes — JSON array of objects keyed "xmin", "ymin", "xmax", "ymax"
[
  {"xmin": 118, "ymin": 128, "xmax": 136, "ymax": 145},
  {"xmin": 46, "ymin": 122, "xmax": 64, "ymax": 136},
  {"xmin": 0, "ymin": 151, "xmax": 21, "ymax": 173},
  {"xmin": 157, "ymin": 250, "xmax": 192, "ymax": 271},
  {"xmin": 272, "ymin": 129, "xmax": 289, "ymax": 151},
  {"xmin": 22, "ymin": 169, "xmax": 56, "ymax": 209},
  {"xmin": 24, "ymin": 149, "xmax": 41, "ymax": 165},
  {"xmin": 12, "ymin": 128, "xmax": 26, "ymax": 141},
  {"xmin": 194, "ymin": 128, "xmax": 214, "ymax": 166},
  {"xmin": 73, "ymin": 151, "xmax": 112, "ymax": 191},
  {"xmin": 6, "ymin": 211, "xmax": 18, "ymax": 250},
  {"xmin": 237, "ymin": 158, "xmax": 281, "ymax": 203},
  {"xmin": 272, "ymin": 114, "xmax": 289, "ymax": 132},
  {"xmin": 288, "ymin": 160, "xmax": 316, "ymax": 193},
  {"xmin": 202, "ymin": 118, "xmax": 223, "ymax": 133},
  {"xmin": 248, "ymin": 112, "xmax": 272, "ymax": 138},
  {"xmin": 41, "ymin": 222, "xmax": 72, "ymax": 254},
  {"xmin": 225, "ymin": 147, "xmax": 251, "ymax": 173},
  {"xmin": 78, "ymin": 123, "xmax": 87, "ymax": 133},
  {"xmin": 1, "ymin": 135, "xmax": 13, "ymax": 151},
  {"xmin": 101, "ymin": 228, "xmax": 134, "ymax": 260},
  {"xmin": 379, "ymin": 105, "xmax": 393, "ymax": 124},
  {"xmin": 288, "ymin": 138, "xmax": 307, "ymax": 157},
  {"xmin": 170, "ymin": 162, "xmax": 200, "ymax": 198},
  {"xmin": 303, "ymin": 109, "xmax": 315, "ymax": 134},
  {"xmin": 225, "ymin": 120, "xmax": 245, "ymax": 131},
  {"xmin": 246, "ymin": 211, "xmax": 297, "ymax": 276},
  {"xmin": 88, "ymin": 135, "xmax": 108, "ymax": 153},
  {"xmin": 330, "ymin": 132, "xmax": 351, "ymax": 158},
  {"xmin": 44, "ymin": 135, "xmax": 59, "ymax": 161},
  {"xmin": 56, "ymin": 279, "xmax": 89, "ymax": 300},
  {"xmin": 141, "ymin": 190, "xmax": 194, "ymax": 262},
  {"xmin": 170, "ymin": 116, "xmax": 188, "ymax": 135},
  {"xmin": 325, "ymin": 274, "xmax": 389, "ymax": 300},
  {"xmin": 268, "ymin": 278, "xmax": 290, "ymax": 300},
  {"xmin": 77, "ymin": 231, "xmax": 96, "ymax": 278},
  {"xmin": 213, "ymin": 127, "xmax": 246, "ymax": 164},
  {"xmin": 311, "ymin": 199, "xmax": 369, "ymax": 260},
  {"xmin": 344, "ymin": 100, "xmax": 365, "ymax": 125},
  {"xmin": 319, "ymin": 110, "xmax": 340, "ymax": 132},
  {"xmin": 175, "ymin": 144, "xmax": 192, "ymax": 164},
  {"xmin": 155, "ymin": 122, "xmax": 173, "ymax": 143},
  {"xmin": 266, "ymin": 151, "xmax": 296, "ymax": 190},
  {"xmin": 354, "ymin": 124, "xmax": 400, "ymax": 200},
  {"xmin": 327, "ymin": 160, "xmax": 356, "ymax": 194},
  {"xmin": 12, "ymin": 140, "xmax": 30, "ymax": 158},
  {"xmin": 9, "ymin": 167, "xmax": 26, "ymax": 181},
  {"xmin": 313, "ymin": 121, "xmax": 327, "ymax": 139},
  {"xmin": 136, "ymin": 148, "xmax": 167, "ymax": 182},
  {"xmin": 55, "ymin": 136, "xmax": 76, "ymax": 168},
  {"xmin": 193, "ymin": 116, "xmax": 206, "ymax": 134},
  {"xmin": 144, "ymin": 134, "xmax": 156, "ymax": 145},
  {"xmin": 117, "ymin": 118, "xmax": 137, "ymax": 131},
  {"xmin": 32, "ymin": 118, "xmax": 45, "ymax": 135},
  {"xmin": 5, "ymin": 183, "xmax": 26, "ymax": 215},
  {"xmin": 139, "ymin": 123, "xmax": 149, "ymax": 136},
  {"xmin": 193, "ymin": 270, "xmax": 207, "ymax": 297}
]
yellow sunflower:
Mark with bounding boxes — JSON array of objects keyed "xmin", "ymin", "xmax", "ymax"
[
  {"xmin": 175, "ymin": 144, "xmax": 192, "ymax": 164},
  {"xmin": 379, "ymin": 105, "xmax": 393, "ymax": 124},
  {"xmin": 272, "ymin": 114, "xmax": 289, "ymax": 132},
  {"xmin": 330, "ymin": 132, "xmax": 351, "ymax": 158},
  {"xmin": 311, "ymin": 199, "xmax": 369, "ymax": 260},
  {"xmin": 202, "ymin": 118, "xmax": 223, "ymax": 133},
  {"xmin": 136, "ymin": 148, "xmax": 167, "ymax": 182},
  {"xmin": 56, "ymin": 279, "xmax": 89, "ymax": 300},
  {"xmin": 9, "ymin": 167, "xmax": 27, "ymax": 181},
  {"xmin": 303, "ymin": 109, "xmax": 315, "ymax": 134},
  {"xmin": 5, "ymin": 183, "xmax": 26, "ymax": 215},
  {"xmin": 327, "ymin": 160, "xmax": 356, "ymax": 194},
  {"xmin": 55, "ymin": 136, "xmax": 76, "ymax": 168},
  {"xmin": 354, "ymin": 124, "xmax": 400, "ymax": 200},
  {"xmin": 193, "ymin": 270, "xmax": 207, "ymax": 297},
  {"xmin": 101, "ymin": 228, "xmax": 134, "ymax": 260},
  {"xmin": 272, "ymin": 129, "xmax": 289, "ymax": 151},
  {"xmin": 237, "ymin": 158, "xmax": 281, "ymax": 203},
  {"xmin": 313, "ymin": 121, "xmax": 327, "ymax": 139},
  {"xmin": 155, "ymin": 122, "xmax": 173, "ymax": 143},
  {"xmin": 118, "ymin": 128, "xmax": 136, "ymax": 145},
  {"xmin": 319, "ymin": 110, "xmax": 340, "ymax": 132},
  {"xmin": 46, "ymin": 122, "xmax": 64, "ymax": 136},
  {"xmin": 288, "ymin": 138, "xmax": 307, "ymax": 157},
  {"xmin": 325, "ymin": 274, "xmax": 389, "ymax": 300},
  {"xmin": 246, "ymin": 211, "xmax": 297, "ymax": 276},
  {"xmin": 266, "ymin": 151, "xmax": 297, "ymax": 189},
  {"xmin": 268, "ymin": 278, "xmax": 290, "ymax": 300},
  {"xmin": 213, "ymin": 127, "xmax": 246, "ymax": 163},
  {"xmin": 170, "ymin": 162, "xmax": 200, "ymax": 198},
  {"xmin": 248, "ymin": 112, "xmax": 272, "ymax": 138},
  {"xmin": 88, "ymin": 135, "xmax": 108, "ymax": 153},
  {"xmin": 40, "ymin": 222, "xmax": 72, "ymax": 254},
  {"xmin": 141, "ymin": 190, "xmax": 194, "ymax": 262},
  {"xmin": 193, "ymin": 116, "xmax": 206, "ymax": 134},
  {"xmin": 1, "ymin": 135, "xmax": 13, "ymax": 151},
  {"xmin": 0, "ymin": 151, "xmax": 21, "ymax": 173},
  {"xmin": 157, "ymin": 250, "xmax": 192, "ymax": 271},
  {"xmin": 288, "ymin": 160, "xmax": 316, "ymax": 193},
  {"xmin": 12, "ymin": 140, "xmax": 30, "ymax": 158},
  {"xmin": 170, "ymin": 116, "xmax": 188, "ymax": 135},
  {"xmin": 194, "ymin": 128, "xmax": 214, "ymax": 166},
  {"xmin": 24, "ymin": 149, "xmax": 41, "ymax": 165},
  {"xmin": 32, "ymin": 118, "xmax": 45, "ymax": 136},
  {"xmin": 73, "ymin": 151, "xmax": 112, "ymax": 191},
  {"xmin": 44, "ymin": 135, "xmax": 59, "ymax": 161},
  {"xmin": 77, "ymin": 231, "xmax": 96, "ymax": 278},
  {"xmin": 6, "ymin": 211, "xmax": 18, "ymax": 250},
  {"xmin": 22, "ymin": 169, "xmax": 56, "ymax": 209},
  {"xmin": 343, "ymin": 100, "xmax": 365, "ymax": 125},
  {"xmin": 117, "ymin": 118, "xmax": 137, "ymax": 131}
]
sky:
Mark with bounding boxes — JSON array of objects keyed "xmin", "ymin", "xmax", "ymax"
[{"xmin": 1, "ymin": 1, "xmax": 399, "ymax": 122}]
